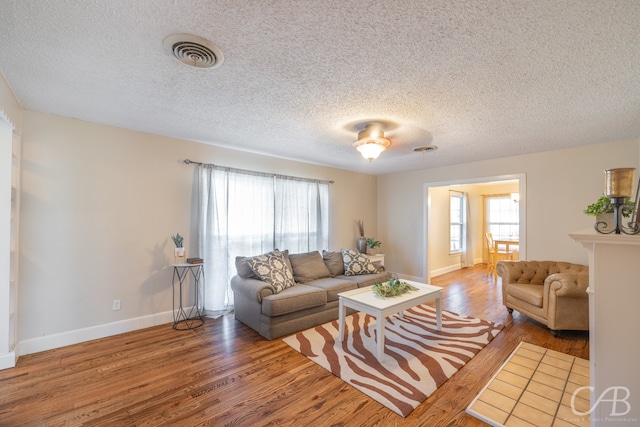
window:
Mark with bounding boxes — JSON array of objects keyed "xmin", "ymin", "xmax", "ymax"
[
  {"xmin": 486, "ymin": 195, "xmax": 519, "ymax": 240},
  {"xmin": 450, "ymin": 191, "xmax": 464, "ymax": 253},
  {"xmin": 197, "ymin": 165, "xmax": 330, "ymax": 313}
]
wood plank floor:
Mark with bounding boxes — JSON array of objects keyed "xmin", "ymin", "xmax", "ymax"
[{"xmin": 0, "ymin": 265, "xmax": 589, "ymax": 426}]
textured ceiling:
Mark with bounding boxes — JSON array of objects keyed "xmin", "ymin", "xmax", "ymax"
[{"xmin": 1, "ymin": 0, "xmax": 639, "ymax": 175}]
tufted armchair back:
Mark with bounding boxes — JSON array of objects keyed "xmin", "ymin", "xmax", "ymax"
[{"xmin": 497, "ymin": 260, "xmax": 588, "ymax": 286}]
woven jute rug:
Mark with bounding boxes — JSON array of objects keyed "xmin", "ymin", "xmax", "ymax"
[
  {"xmin": 283, "ymin": 304, "xmax": 503, "ymax": 417},
  {"xmin": 466, "ymin": 341, "xmax": 590, "ymax": 427}
]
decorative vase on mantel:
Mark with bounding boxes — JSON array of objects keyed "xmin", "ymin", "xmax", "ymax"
[
  {"xmin": 595, "ymin": 213, "xmax": 615, "ymax": 233},
  {"xmin": 357, "ymin": 237, "xmax": 367, "ymax": 253}
]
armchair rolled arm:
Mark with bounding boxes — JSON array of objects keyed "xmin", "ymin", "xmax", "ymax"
[
  {"xmin": 546, "ymin": 272, "xmax": 590, "ymax": 298},
  {"xmin": 230, "ymin": 275, "xmax": 275, "ymax": 303},
  {"xmin": 496, "ymin": 261, "xmax": 525, "ymax": 284}
]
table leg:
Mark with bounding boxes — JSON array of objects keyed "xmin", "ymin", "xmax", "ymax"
[
  {"xmin": 436, "ymin": 295, "xmax": 442, "ymax": 331},
  {"xmin": 338, "ymin": 298, "xmax": 345, "ymax": 342},
  {"xmin": 377, "ymin": 316, "xmax": 385, "ymax": 362}
]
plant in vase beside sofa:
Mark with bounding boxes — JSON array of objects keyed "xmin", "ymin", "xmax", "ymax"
[{"xmin": 366, "ymin": 238, "xmax": 381, "ymax": 255}]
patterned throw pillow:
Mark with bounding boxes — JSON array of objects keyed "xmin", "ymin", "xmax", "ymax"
[
  {"xmin": 247, "ymin": 249, "xmax": 296, "ymax": 293},
  {"xmin": 340, "ymin": 248, "xmax": 378, "ymax": 276}
]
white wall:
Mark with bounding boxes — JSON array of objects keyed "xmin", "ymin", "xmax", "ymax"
[
  {"xmin": 378, "ymin": 139, "xmax": 640, "ymax": 281},
  {"xmin": 17, "ymin": 111, "xmax": 378, "ymax": 351}
]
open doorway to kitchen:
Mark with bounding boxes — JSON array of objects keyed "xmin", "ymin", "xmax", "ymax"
[{"xmin": 424, "ymin": 174, "xmax": 526, "ymax": 282}]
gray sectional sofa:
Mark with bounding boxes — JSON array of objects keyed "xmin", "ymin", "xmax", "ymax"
[{"xmin": 230, "ymin": 249, "xmax": 393, "ymax": 339}]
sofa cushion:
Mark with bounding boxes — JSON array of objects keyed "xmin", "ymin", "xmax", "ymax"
[
  {"xmin": 261, "ymin": 284, "xmax": 327, "ymax": 316},
  {"xmin": 236, "ymin": 249, "xmax": 291, "ymax": 279},
  {"xmin": 322, "ymin": 250, "xmax": 345, "ymax": 276},
  {"xmin": 340, "ymin": 248, "xmax": 378, "ymax": 276},
  {"xmin": 247, "ymin": 250, "xmax": 295, "ymax": 293},
  {"xmin": 306, "ymin": 277, "xmax": 358, "ymax": 302},
  {"xmin": 288, "ymin": 251, "xmax": 332, "ymax": 283},
  {"xmin": 507, "ymin": 283, "xmax": 544, "ymax": 307}
]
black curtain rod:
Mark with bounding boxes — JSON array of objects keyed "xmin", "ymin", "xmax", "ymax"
[{"xmin": 183, "ymin": 159, "xmax": 334, "ymax": 184}]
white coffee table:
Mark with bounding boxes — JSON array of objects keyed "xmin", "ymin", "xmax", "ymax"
[{"xmin": 337, "ymin": 280, "xmax": 443, "ymax": 362}]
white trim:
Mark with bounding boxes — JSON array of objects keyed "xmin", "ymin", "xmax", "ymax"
[
  {"xmin": 18, "ymin": 310, "xmax": 178, "ymax": 356},
  {"xmin": 0, "ymin": 108, "xmax": 15, "ymax": 131},
  {"xmin": 429, "ymin": 258, "xmax": 484, "ymax": 278},
  {"xmin": 0, "ymin": 350, "xmax": 16, "ymax": 370}
]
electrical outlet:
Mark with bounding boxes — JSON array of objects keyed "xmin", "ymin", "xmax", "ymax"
[{"xmin": 112, "ymin": 299, "xmax": 121, "ymax": 311}]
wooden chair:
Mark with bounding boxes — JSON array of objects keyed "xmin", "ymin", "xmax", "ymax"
[{"xmin": 485, "ymin": 233, "xmax": 516, "ymax": 280}]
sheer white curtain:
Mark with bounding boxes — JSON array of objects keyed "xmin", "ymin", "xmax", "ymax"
[
  {"xmin": 275, "ymin": 178, "xmax": 329, "ymax": 253},
  {"xmin": 460, "ymin": 192, "xmax": 474, "ymax": 268},
  {"xmin": 197, "ymin": 165, "xmax": 329, "ymax": 315}
]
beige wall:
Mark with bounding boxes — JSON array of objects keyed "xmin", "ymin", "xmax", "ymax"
[
  {"xmin": 378, "ymin": 139, "xmax": 640, "ymax": 280},
  {"xmin": 17, "ymin": 111, "xmax": 378, "ymax": 342}
]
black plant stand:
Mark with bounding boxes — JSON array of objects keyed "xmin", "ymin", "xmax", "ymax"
[{"xmin": 171, "ymin": 263, "xmax": 205, "ymax": 330}]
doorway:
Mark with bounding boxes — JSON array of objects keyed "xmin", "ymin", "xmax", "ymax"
[{"xmin": 424, "ymin": 174, "xmax": 526, "ymax": 281}]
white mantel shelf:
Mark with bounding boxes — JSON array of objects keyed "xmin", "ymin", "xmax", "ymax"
[
  {"xmin": 569, "ymin": 227, "xmax": 640, "ymax": 247},
  {"xmin": 570, "ymin": 228, "xmax": 640, "ymax": 426}
]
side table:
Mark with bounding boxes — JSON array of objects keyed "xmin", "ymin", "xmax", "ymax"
[
  {"xmin": 171, "ymin": 263, "xmax": 205, "ymax": 330},
  {"xmin": 367, "ymin": 253, "xmax": 385, "ymax": 267}
]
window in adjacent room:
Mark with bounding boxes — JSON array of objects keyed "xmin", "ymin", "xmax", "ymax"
[
  {"xmin": 450, "ymin": 191, "xmax": 464, "ymax": 254},
  {"xmin": 486, "ymin": 194, "xmax": 519, "ymax": 240}
]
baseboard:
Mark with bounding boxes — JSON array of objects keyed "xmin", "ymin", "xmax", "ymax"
[
  {"xmin": 431, "ymin": 264, "xmax": 462, "ymax": 277},
  {"xmin": 431, "ymin": 259, "xmax": 484, "ymax": 278},
  {"xmin": 18, "ymin": 310, "xmax": 176, "ymax": 357},
  {"xmin": 395, "ymin": 273, "xmax": 424, "ymax": 282},
  {"xmin": 0, "ymin": 351, "xmax": 17, "ymax": 370}
]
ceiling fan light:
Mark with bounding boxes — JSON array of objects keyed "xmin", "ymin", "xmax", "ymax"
[
  {"xmin": 353, "ymin": 124, "xmax": 391, "ymax": 161},
  {"xmin": 355, "ymin": 141, "xmax": 387, "ymax": 161}
]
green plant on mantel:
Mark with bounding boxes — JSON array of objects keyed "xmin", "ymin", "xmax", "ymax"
[
  {"xmin": 584, "ymin": 194, "xmax": 635, "ymax": 218},
  {"xmin": 366, "ymin": 238, "xmax": 381, "ymax": 249},
  {"xmin": 171, "ymin": 233, "xmax": 184, "ymax": 248}
]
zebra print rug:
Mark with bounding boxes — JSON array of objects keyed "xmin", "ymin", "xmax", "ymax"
[{"xmin": 283, "ymin": 304, "xmax": 503, "ymax": 417}]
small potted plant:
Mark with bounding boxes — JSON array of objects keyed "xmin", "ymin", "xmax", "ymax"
[
  {"xmin": 584, "ymin": 194, "xmax": 635, "ymax": 231},
  {"xmin": 366, "ymin": 237, "xmax": 382, "ymax": 255},
  {"xmin": 171, "ymin": 233, "xmax": 185, "ymax": 259}
]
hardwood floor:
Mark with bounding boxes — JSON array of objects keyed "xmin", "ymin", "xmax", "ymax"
[{"xmin": 0, "ymin": 265, "xmax": 589, "ymax": 426}]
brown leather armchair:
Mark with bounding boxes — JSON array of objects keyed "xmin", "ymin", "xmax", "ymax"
[{"xmin": 496, "ymin": 260, "xmax": 589, "ymax": 336}]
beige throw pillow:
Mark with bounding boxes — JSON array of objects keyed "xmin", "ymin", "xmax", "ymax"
[
  {"xmin": 322, "ymin": 250, "xmax": 345, "ymax": 276},
  {"xmin": 288, "ymin": 251, "xmax": 331, "ymax": 283}
]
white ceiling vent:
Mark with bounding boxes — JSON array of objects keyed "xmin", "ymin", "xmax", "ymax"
[{"xmin": 163, "ymin": 34, "xmax": 224, "ymax": 69}]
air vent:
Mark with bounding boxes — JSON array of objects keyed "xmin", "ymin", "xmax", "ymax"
[
  {"xmin": 413, "ymin": 145, "xmax": 438, "ymax": 153},
  {"xmin": 163, "ymin": 34, "xmax": 224, "ymax": 69}
]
